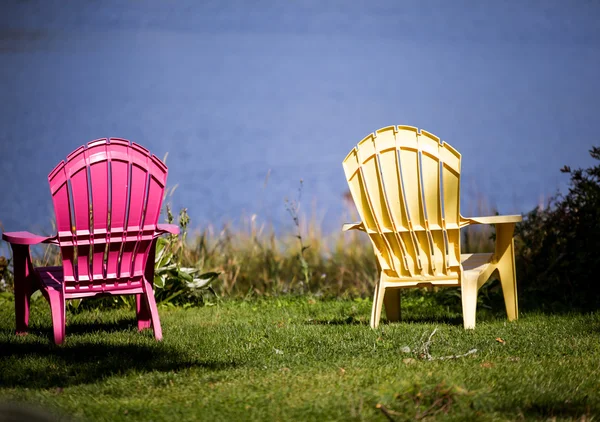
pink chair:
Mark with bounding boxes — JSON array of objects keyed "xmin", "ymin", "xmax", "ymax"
[{"xmin": 2, "ymin": 138, "xmax": 179, "ymax": 344}]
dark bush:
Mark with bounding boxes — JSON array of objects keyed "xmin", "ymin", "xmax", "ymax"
[{"xmin": 516, "ymin": 146, "xmax": 600, "ymax": 311}]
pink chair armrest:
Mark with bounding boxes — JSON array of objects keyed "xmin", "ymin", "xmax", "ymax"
[
  {"xmin": 2, "ymin": 231, "xmax": 57, "ymax": 245},
  {"xmin": 156, "ymin": 224, "xmax": 180, "ymax": 236}
]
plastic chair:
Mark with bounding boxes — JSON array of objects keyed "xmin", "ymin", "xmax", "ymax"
[
  {"xmin": 2, "ymin": 138, "xmax": 179, "ymax": 344},
  {"xmin": 342, "ymin": 126, "xmax": 522, "ymax": 329}
]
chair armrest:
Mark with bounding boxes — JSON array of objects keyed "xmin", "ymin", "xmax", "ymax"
[
  {"xmin": 2, "ymin": 231, "xmax": 57, "ymax": 245},
  {"xmin": 156, "ymin": 223, "xmax": 180, "ymax": 236},
  {"xmin": 460, "ymin": 215, "xmax": 522, "ymax": 227},
  {"xmin": 342, "ymin": 222, "xmax": 366, "ymax": 232}
]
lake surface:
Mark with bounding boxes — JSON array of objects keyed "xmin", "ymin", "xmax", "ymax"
[{"xmin": 1, "ymin": 0, "xmax": 599, "ymax": 238}]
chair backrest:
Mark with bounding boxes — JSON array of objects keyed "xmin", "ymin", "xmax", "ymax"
[
  {"xmin": 343, "ymin": 125, "xmax": 463, "ymax": 279},
  {"xmin": 48, "ymin": 138, "xmax": 168, "ymax": 293}
]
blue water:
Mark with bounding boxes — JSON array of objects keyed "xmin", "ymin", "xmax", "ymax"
[{"xmin": 1, "ymin": 0, "xmax": 599, "ymax": 239}]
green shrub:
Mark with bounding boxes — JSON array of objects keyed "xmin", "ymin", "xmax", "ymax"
[
  {"xmin": 152, "ymin": 206, "xmax": 220, "ymax": 307},
  {"xmin": 516, "ymin": 146, "xmax": 600, "ymax": 311}
]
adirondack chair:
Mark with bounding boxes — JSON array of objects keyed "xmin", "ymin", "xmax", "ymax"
[
  {"xmin": 1, "ymin": 138, "xmax": 179, "ymax": 344},
  {"xmin": 342, "ymin": 126, "xmax": 522, "ymax": 329}
]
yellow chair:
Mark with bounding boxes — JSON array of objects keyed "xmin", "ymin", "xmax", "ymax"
[{"xmin": 342, "ymin": 125, "xmax": 522, "ymax": 329}]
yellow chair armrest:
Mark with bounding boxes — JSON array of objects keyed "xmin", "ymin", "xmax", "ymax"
[
  {"xmin": 342, "ymin": 222, "xmax": 366, "ymax": 232},
  {"xmin": 460, "ymin": 215, "xmax": 522, "ymax": 227}
]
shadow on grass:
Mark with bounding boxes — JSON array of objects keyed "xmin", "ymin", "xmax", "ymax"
[
  {"xmin": 0, "ymin": 402, "xmax": 68, "ymax": 422},
  {"xmin": 306, "ymin": 316, "xmax": 368, "ymax": 326},
  {"xmin": 508, "ymin": 398, "xmax": 598, "ymax": 420},
  {"xmin": 399, "ymin": 314, "xmax": 465, "ymax": 326},
  {"xmin": 2, "ymin": 316, "xmax": 160, "ymax": 341},
  {"xmin": 53, "ymin": 317, "xmax": 142, "ymax": 336},
  {"xmin": 0, "ymin": 318, "xmax": 237, "ymax": 389},
  {"xmin": 305, "ymin": 314, "xmax": 465, "ymax": 326}
]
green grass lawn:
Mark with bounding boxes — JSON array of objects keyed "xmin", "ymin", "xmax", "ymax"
[{"xmin": 1, "ymin": 296, "xmax": 599, "ymax": 421}]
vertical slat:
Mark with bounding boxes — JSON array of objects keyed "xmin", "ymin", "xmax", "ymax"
[
  {"xmin": 396, "ymin": 127, "xmax": 430, "ymax": 274},
  {"xmin": 107, "ymin": 142, "xmax": 130, "ymax": 280},
  {"xmin": 391, "ymin": 127, "xmax": 422, "ymax": 276},
  {"xmin": 373, "ymin": 127, "xmax": 412, "ymax": 276},
  {"xmin": 418, "ymin": 130, "xmax": 447, "ymax": 275},
  {"xmin": 417, "ymin": 151, "xmax": 437, "ymax": 275},
  {"xmin": 357, "ymin": 135, "xmax": 391, "ymax": 229},
  {"xmin": 356, "ymin": 134, "xmax": 401, "ymax": 275},
  {"xmin": 87, "ymin": 141, "xmax": 110, "ymax": 280},
  {"xmin": 374, "ymin": 156, "xmax": 408, "ymax": 276},
  {"xmin": 127, "ymin": 164, "xmax": 149, "ymax": 229},
  {"xmin": 121, "ymin": 147, "xmax": 151, "ymax": 280},
  {"xmin": 49, "ymin": 162, "xmax": 76, "ymax": 283},
  {"xmin": 65, "ymin": 148, "xmax": 92, "ymax": 287},
  {"xmin": 343, "ymin": 147, "xmax": 394, "ymax": 272},
  {"xmin": 133, "ymin": 155, "xmax": 168, "ymax": 276},
  {"xmin": 439, "ymin": 161, "xmax": 451, "ymax": 271},
  {"xmin": 132, "ymin": 240, "xmax": 151, "ymax": 277},
  {"xmin": 144, "ymin": 156, "xmax": 168, "ymax": 226},
  {"xmin": 440, "ymin": 142, "xmax": 462, "ymax": 268},
  {"xmin": 342, "ymin": 149, "xmax": 377, "ymax": 229},
  {"xmin": 440, "ymin": 142, "xmax": 461, "ymax": 224}
]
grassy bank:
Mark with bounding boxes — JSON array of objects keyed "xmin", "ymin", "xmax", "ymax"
[
  {"xmin": 0, "ymin": 196, "xmax": 498, "ymax": 306},
  {"xmin": 1, "ymin": 297, "xmax": 599, "ymax": 421}
]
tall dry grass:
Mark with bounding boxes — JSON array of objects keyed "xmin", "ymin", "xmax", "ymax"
[
  {"xmin": 0, "ymin": 191, "xmax": 499, "ymax": 300},
  {"xmin": 460, "ymin": 195, "xmax": 497, "ymax": 253},
  {"xmin": 154, "ymin": 190, "xmax": 499, "ymax": 298}
]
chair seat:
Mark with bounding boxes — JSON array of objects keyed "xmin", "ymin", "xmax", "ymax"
[
  {"xmin": 35, "ymin": 266, "xmax": 63, "ymax": 290},
  {"xmin": 461, "ymin": 253, "xmax": 493, "ymax": 275}
]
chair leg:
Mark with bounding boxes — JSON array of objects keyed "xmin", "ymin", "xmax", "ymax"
[
  {"xmin": 142, "ymin": 279, "xmax": 162, "ymax": 341},
  {"xmin": 47, "ymin": 288, "xmax": 66, "ymax": 345},
  {"xmin": 461, "ymin": 273, "xmax": 478, "ymax": 329},
  {"xmin": 11, "ymin": 245, "xmax": 36, "ymax": 335},
  {"xmin": 136, "ymin": 294, "xmax": 152, "ymax": 331},
  {"xmin": 495, "ymin": 224, "xmax": 519, "ymax": 321},
  {"xmin": 383, "ymin": 288, "xmax": 401, "ymax": 323},
  {"xmin": 14, "ymin": 275, "xmax": 33, "ymax": 335},
  {"xmin": 370, "ymin": 276, "xmax": 386, "ymax": 329}
]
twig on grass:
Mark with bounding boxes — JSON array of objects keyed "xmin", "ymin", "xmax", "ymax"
[
  {"xmin": 376, "ymin": 403, "xmax": 398, "ymax": 422},
  {"xmin": 415, "ymin": 394, "xmax": 454, "ymax": 420},
  {"xmin": 417, "ymin": 327, "xmax": 478, "ymax": 361}
]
